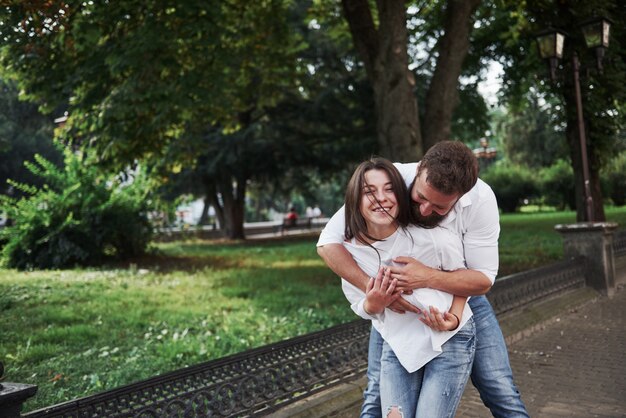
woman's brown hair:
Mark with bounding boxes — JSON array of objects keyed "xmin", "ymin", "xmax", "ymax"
[{"xmin": 344, "ymin": 157, "xmax": 412, "ymax": 245}]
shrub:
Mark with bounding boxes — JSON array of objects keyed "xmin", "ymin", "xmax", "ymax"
[
  {"xmin": 0, "ymin": 145, "xmax": 154, "ymax": 269},
  {"xmin": 538, "ymin": 159, "xmax": 575, "ymax": 210},
  {"xmin": 481, "ymin": 161, "xmax": 539, "ymax": 213}
]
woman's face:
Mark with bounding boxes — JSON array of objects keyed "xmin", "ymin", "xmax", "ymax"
[{"xmin": 360, "ymin": 169, "xmax": 398, "ymax": 230}]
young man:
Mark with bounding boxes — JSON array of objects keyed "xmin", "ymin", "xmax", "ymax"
[{"xmin": 317, "ymin": 141, "xmax": 529, "ymax": 417}]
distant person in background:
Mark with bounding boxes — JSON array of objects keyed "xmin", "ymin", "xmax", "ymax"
[
  {"xmin": 281, "ymin": 206, "xmax": 299, "ymax": 235},
  {"xmin": 312, "ymin": 205, "xmax": 322, "ymax": 218},
  {"xmin": 306, "ymin": 206, "xmax": 314, "ymax": 218},
  {"xmin": 286, "ymin": 206, "xmax": 298, "ymax": 225}
]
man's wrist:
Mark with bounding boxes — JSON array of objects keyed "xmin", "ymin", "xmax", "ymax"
[{"xmin": 423, "ymin": 266, "xmax": 439, "ymax": 289}]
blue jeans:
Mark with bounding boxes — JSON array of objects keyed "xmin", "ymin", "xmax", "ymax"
[
  {"xmin": 360, "ymin": 295, "xmax": 529, "ymax": 418},
  {"xmin": 379, "ymin": 317, "xmax": 475, "ymax": 418}
]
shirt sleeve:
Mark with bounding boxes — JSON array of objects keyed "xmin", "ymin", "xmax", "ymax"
[
  {"xmin": 462, "ymin": 180, "xmax": 500, "ymax": 284},
  {"xmin": 342, "ymin": 279, "xmax": 381, "ymax": 321},
  {"xmin": 394, "ymin": 162, "xmax": 419, "ymax": 187},
  {"xmin": 316, "ymin": 205, "xmax": 346, "ymax": 247},
  {"xmin": 351, "ymin": 299, "xmax": 383, "ymax": 321}
]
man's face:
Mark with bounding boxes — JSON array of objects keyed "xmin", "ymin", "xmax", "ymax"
[{"xmin": 409, "ymin": 169, "xmax": 459, "ymax": 227}]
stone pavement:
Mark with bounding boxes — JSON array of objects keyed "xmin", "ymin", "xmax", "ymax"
[
  {"xmin": 457, "ymin": 284, "xmax": 626, "ymax": 417},
  {"xmin": 273, "ymin": 284, "xmax": 626, "ymax": 417}
]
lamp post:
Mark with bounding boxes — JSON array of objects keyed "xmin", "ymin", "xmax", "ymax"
[{"xmin": 535, "ymin": 17, "xmax": 612, "ymax": 222}]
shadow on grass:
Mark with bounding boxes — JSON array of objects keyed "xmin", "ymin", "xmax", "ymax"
[{"xmin": 111, "ymin": 253, "xmax": 237, "ymax": 273}]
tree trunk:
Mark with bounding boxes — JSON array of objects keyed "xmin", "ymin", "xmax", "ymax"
[
  {"xmin": 342, "ymin": 0, "xmax": 421, "ymax": 161},
  {"xmin": 422, "ymin": 0, "xmax": 482, "ymax": 151},
  {"xmin": 199, "ymin": 197, "xmax": 211, "ymax": 225},
  {"xmin": 203, "ymin": 174, "xmax": 247, "ymax": 239}
]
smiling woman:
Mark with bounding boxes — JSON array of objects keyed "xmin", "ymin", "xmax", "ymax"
[
  {"xmin": 360, "ymin": 169, "xmax": 399, "ymax": 237},
  {"xmin": 337, "ymin": 157, "xmax": 474, "ymax": 417}
]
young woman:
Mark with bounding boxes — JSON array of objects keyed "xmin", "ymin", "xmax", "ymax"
[{"xmin": 340, "ymin": 158, "xmax": 475, "ymax": 417}]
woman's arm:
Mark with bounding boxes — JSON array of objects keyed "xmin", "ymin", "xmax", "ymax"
[{"xmin": 419, "ymin": 294, "xmax": 467, "ymax": 331}]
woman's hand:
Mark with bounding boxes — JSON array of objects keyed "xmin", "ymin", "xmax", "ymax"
[
  {"xmin": 419, "ymin": 306, "xmax": 460, "ymax": 331},
  {"xmin": 363, "ymin": 267, "xmax": 400, "ymax": 315}
]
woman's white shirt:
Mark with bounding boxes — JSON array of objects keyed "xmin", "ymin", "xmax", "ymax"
[{"xmin": 342, "ymin": 225, "xmax": 472, "ymax": 373}]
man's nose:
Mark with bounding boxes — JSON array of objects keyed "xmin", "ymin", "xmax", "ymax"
[{"xmin": 420, "ymin": 202, "xmax": 432, "ymax": 216}]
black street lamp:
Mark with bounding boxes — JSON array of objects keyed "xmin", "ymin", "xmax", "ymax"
[{"xmin": 535, "ymin": 17, "xmax": 612, "ymax": 222}]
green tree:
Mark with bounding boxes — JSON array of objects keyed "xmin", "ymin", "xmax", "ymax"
[
  {"xmin": 494, "ymin": 0, "xmax": 626, "ymax": 221},
  {"xmin": 145, "ymin": 1, "xmax": 377, "ymax": 238},
  {"xmin": 0, "ymin": 79, "xmax": 62, "ymax": 196},
  {"xmin": 493, "ymin": 90, "xmax": 568, "ymax": 169},
  {"xmin": 338, "ymin": 0, "xmax": 485, "ymax": 160},
  {"xmin": 0, "ymin": 0, "xmax": 299, "ymax": 165},
  {"xmin": 0, "ymin": 0, "xmax": 308, "ymax": 239},
  {"xmin": 538, "ymin": 159, "xmax": 575, "ymax": 210},
  {"xmin": 481, "ymin": 161, "xmax": 539, "ymax": 212},
  {"xmin": 602, "ymin": 151, "xmax": 626, "ymax": 206}
]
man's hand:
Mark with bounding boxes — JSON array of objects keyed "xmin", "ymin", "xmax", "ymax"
[
  {"xmin": 387, "ymin": 297, "xmax": 421, "ymax": 315},
  {"xmin": 363, "ymin": 267, "xmax": 400, "ymax": 314},
  {"xmin": 388, "ymin": 256, "xmax": 436, "ymax": 292}
]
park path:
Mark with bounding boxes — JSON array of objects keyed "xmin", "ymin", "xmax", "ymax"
[{"xmin": 456, "ymin": 284, "xmax": 626, "ymax": 417}]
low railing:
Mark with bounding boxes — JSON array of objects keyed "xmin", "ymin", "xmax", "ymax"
[
  {"xmin": 21, "ymin": 321, "xmax": 370, "ymax": 418},
  {"xmin": 3, "ymin": 257, "xmax": 593, "ymax": 418},
  {"xmin": 488, "ymin": 257, "xmax": 586, "ymax": 315},
  {"xmin": 154, "ymin": 219, "xmax": 329, "ymax": 242}
]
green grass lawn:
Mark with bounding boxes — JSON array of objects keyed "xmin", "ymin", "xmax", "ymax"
[
  {"xmin": 499, "ymin": 206, "xmax": 626, "ymax": 275},
  {"xmin": 1, "ymin": 207, "xmax": 625, "ymax": 412}
]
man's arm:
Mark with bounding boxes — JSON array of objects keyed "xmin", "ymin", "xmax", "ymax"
[
  {"xmin": 317, "ymin": 243, "xmax": 370, "ymax": 291},
  {"xmin": 389, "ymin": 258, "xmax": 492, "ymax": 296}
]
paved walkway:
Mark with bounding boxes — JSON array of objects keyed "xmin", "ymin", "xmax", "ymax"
[{"xmin": 457, "ymin": 284, "xmax": 626, "ymax": 417}]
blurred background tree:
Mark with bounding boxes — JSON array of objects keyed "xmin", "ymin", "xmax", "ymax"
[{"xmin": 0, "ymin": 0, "xmax": 623, "ymax": 252}]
